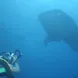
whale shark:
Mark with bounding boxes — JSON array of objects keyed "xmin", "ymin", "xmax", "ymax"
[{"xmin": 38, "ymin": 9, "xmax": 78, "ymax": 52}]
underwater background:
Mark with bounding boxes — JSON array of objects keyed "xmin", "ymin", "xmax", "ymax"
[{"xmin": 0, "ymin": 0, "xmax": 78, "ymax": 78}]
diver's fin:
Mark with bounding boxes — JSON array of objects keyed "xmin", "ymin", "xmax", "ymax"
[{"xmin": 44, "ymin": 36, "xmax": 51, "ymax": 46}]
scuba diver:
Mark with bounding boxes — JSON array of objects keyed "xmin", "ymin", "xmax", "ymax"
[{"xmin": 0, "ymin": 50, "xmax": 22, "ymax": 78}]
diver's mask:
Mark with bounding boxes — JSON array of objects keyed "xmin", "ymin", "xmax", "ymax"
[
  {"xmin": 11, "ymin": 50, "xmax": 22, "ymax": 64},
  {"xmin": 1, "ymin": 50, "xmax": 22, "ymax": 64}
]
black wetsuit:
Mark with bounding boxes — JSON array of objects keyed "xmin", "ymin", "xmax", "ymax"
[{"xmin": 0, "ymin": 58, "xmax": 14, "ymax": 78}]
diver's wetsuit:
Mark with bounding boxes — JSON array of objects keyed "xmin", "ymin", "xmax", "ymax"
[
  {"xmin": 0, "ymin": 50, "xmax": 22, "ymax": 78},
  {"xmin": 0, "ymin": 57, "xmax": 14, "ymax": 78}
]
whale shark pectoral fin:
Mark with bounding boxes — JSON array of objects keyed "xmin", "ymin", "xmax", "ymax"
[{"xmin": 44, "ymin": 36, "xmax": 52, "ymax": 46}]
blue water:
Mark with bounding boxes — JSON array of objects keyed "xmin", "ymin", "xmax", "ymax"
[{"xmin": 0, "ymin": 0, "xmax": 78, "ymax": 78}]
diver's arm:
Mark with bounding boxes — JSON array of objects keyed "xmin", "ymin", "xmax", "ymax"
[
  {"xmin": 9, "ymin": 63, "xmax": 20, "ymax": 72},
  {"xmin": 12, "ymin": 62, "xmax": 20, "ymax": 72}
]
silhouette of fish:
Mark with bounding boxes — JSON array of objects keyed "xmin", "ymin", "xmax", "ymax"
[{"xmin": 38, "ymin": 9, "xmax": 78, "ymax": 52}]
